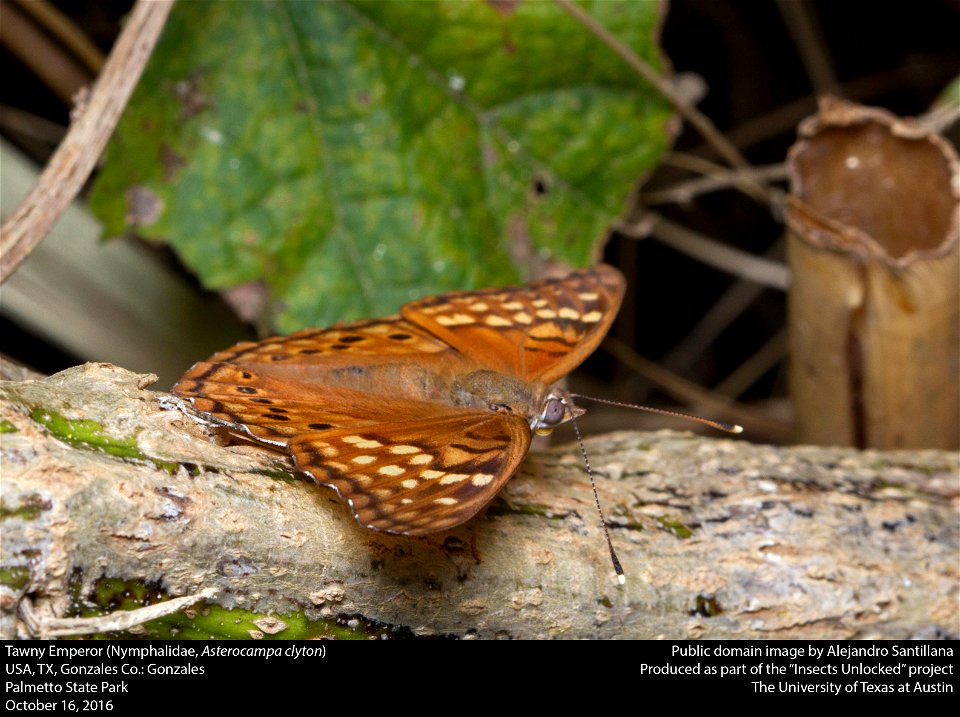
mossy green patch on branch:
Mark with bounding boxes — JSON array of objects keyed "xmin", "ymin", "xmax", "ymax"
[
  {"xmin": 0, "ymin": 566, "xmax": 31, "ymax": 591},
  {"xmin": 29, "ymin": 409, "xmax": 178, "ymax": 473},
  {"xmin": 656, "ymin": 516, "xmax": 693, "ymax": 539},
  {"xmin": 73, "ymin": 577, "xmax": 396, "ymax": 640},
  {"xmin": 690, "ymin": 594, "xmax": 722, "ymax": 617},
  {"xmin": 1, "ymin": 494, "xmax": 51, "ymax": 521},
  {"xmin": 0, "ymin": 418, "xmax": 19, "ymax": 433}
]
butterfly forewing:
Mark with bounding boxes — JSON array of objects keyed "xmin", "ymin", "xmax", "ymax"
[
  {"xmin": 403, "ymin": 264, "xmax": 624, "ymax": 384},
  {"xmin": 289, "ymin": 412, "xmax": 530, "ymax": 534},
  {"xmin": 190, "ymin": 319, "xmax": 460, "ymax": 371},
  {"xmin": 175, "ymin": 361, "xmax": 454, "ymax": 444}
]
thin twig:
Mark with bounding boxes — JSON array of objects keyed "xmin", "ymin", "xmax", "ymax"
[
  {"xmin": 0, "ymin": 0, "xmax": 174, "ymax": 284},
  {"xmin": 601, "ymin": 336, "xmax": 792, "ymax": 443},
  {"xmin": 691, "ymin": 59, "xmax": 951, "ymax": 160},
  {"xmin": 921, "ymin": 104, "xmax": 960, "ymax": 134},
  {"xmin": 713, "ymin": 328, "xmax": 789, "ymax": 399},
  {"xmin": 0, "ymin": 0, "xmax": 91, "ymax": 104},
  {"xmin": 555, "ymin": 0, "xmax": 775, "ymax": 207},
  {"xmin": 775, "ymin": 0, "xmax": 841, "ymax": 96},
  {"xmin": 616, "ymin": 212, "xmax": 791, "ymax": 291},
  {"xmin": 0, "ymin": 104, "xmax": 67, "ymax": 146},
  {"xmin": 12, "ymin": 0, "xmax": 105, "ymax": 74},
  {"xmin": 659, "ymin": 238, "xmax": 785, "ymax": 377},
  {"xmin": 660, "ymin": 152, "xmax": 787, "ymax": 208},
  {"xmin": 21, "ymin": 588, "xmax": 218, "ymax": 638},
  {"xmin": 644, "ymin": 163, "xmax": 788, "ymax": 206}
]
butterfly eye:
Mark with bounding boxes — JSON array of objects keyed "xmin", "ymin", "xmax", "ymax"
[{"xmin": 541, "ymin": 397, "xmax": 566, "ymax": 427}]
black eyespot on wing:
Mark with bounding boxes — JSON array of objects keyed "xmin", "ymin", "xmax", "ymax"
[
  {"xmin": 389, "ymin": 333, "xmax": 412, "ymax": 341},
  {"xmin": 308, "ymin": 423, "xmax": 333, "ymax": 430},
  {"xmin": 237, "ymin": 387, "xmax": 257, "ymax": 394}
]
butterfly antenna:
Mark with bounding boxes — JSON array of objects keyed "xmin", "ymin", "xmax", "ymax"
[
  {"xmin": 569, "ymin": 394, "xmax": 743, "ymax": 434},
  {"xmin": 570, "ymin": 414, "xmax": 625, "ymax": 586}
]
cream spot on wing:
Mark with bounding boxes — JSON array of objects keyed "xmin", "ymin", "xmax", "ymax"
[
  {"xmin": 532, "ymin": 299, "xmax": 548, "ymax": 307},
  {"xmin": 512, "ymin": 312, "xmax": 533, "ymax": 325},
  {"xmin": 467, "ymin": 302, "xmax": 489, "ymax": 312},
  {"xmin": 317, "ymin": 445, "xmax": 339, "ymax": 457},
  {"xmin": 409, "ymin": 454, "xmax": 433, "ymax": 465},
  {"xmin": 439, "ymin": 473, "xmax": 469, "ymax": 485},
  {"xmin": 421, "ymin": 469, "xmax": 445, "ymax": 480},
  {"xmin": 401, "ymin": 479, "xmax": 418, "ymax": 489},
  {"xmin": 578, "ymin": 292, "xmax": 599, "ymax": 301},
  {"xmin": 502, "ymin": 301, "xmax": 524, "ymax": 311},
  {"xmin": 400, "ymin": 498, "xmax": 413, "ymax": 505},
  {"xmin": 372, "ymin": 488, "xmax": 393, "ymax": 499},
  {"xmin": 378, "ymin": 465, "xmax": 405, "ymax": 476},
  {"xmin": 352, "ymin": 455, "xmax": 376, "ymax": 465},
  {"xmin": 327, "ymin": 462, "xmax": 348, "ymax": 472},
  {"xmin": 444, "ymin": 447, "xmax": 484, "ymax": 465},
  {"xmin": 389, "ymin": 444, "xmax": 419, "ymax": 455},
  {"xmin": 356, "ymin": 439, "xmax": 382, "ymax": 449},
  {"xmin": 558, "ymin": 307, "xmax": 580, "ymax": 320},
  {"xmin": 437, "ymin": 313, "xmax": 475, "ymax": 326},
  {"xmin": 471, "ymin": 473, "xmax": 494, "ymax": 486},
  {"xmin": 530, "ymin": 323, "xmax": 562, "ymax": 339},
  {"xmin": 485, "ymin": 314, "xmax": 512, "ymax": 327},
  {"xmin": 341, "ymin": 435, "xmax": 364, "ymax": 444},
  {"xmin": 581, "ymin": 310, "xmax": 603, "ymax": 323},
  {"xmin": 434, "ymin": 497, "xmax": 458, "ymax": 506},
  {"xmin": 354, "ymin": 475, "xmax": 373, "ymax": 487},
  {"xmin": 536, "ymin": 308, "xmax": 557, "ymax": 319}
]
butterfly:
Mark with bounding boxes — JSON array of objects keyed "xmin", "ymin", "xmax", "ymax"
[{"xmin": 172, "ymin": 264, "xmax": 625, "ymax": 537}]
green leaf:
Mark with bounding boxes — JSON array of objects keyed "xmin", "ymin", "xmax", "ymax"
[{"xmin": 90, "ymin": 0, "xmax": 672, "ymax": 332}]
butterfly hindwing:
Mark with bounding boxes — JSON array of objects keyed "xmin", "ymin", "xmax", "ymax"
[{"xmin": 289, "ymin": 412, "xmax": 531, "ymax": 534}]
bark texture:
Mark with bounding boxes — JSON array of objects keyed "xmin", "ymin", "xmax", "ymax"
[{"xmin": 1, "ymin": 363, "xmax": 957, "ymax": 639}]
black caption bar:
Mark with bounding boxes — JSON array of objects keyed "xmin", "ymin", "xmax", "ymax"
[{"xmin": 1, "ymin": 639, "xmax": 955, "ymax": 709}]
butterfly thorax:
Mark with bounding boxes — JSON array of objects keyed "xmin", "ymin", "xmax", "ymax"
[
  {"xmin": 450, "ymin": 369, "xmax": 542, "ymax": 416},
  {"xmin": 450, "ymin": 369, "xmax": 579, "ymax": 434}
]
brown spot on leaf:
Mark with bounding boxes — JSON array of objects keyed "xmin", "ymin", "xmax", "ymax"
[
  {"xmin": 222, "ymin": 281, "xmax": 269, "ymax": 323},
  {"xmin": 125, "ymin": 186, "xmax": 164, "ymax": 226},
  {"xmin": 487, "ymin": 0, "xmax": 521, "ymax": 15},
  {"xmin": 160, "ymin": 144, "xmax": 186, "ymax": 182},
  {"xmin": 172, "ymin": 75, "xmax": 211, "ymax": 119}
]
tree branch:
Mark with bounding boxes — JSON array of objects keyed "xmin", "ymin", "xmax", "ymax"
[
  {"xmin": 1, "ymin": 364, "xmax": 956, "ymax": 639},
  {"xmin": 0, "ymin": 0, "xmax": 173, "ymax": 283}
]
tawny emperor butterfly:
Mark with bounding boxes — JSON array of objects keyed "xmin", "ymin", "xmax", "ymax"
[{"xmin": 172, "ymin": 264, "xmax": 624, "ymax": 538}]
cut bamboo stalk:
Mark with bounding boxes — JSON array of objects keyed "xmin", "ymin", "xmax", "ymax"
[{"xmin": 786, "ymin": 97, "xmax": 959, "ymax": 449}]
